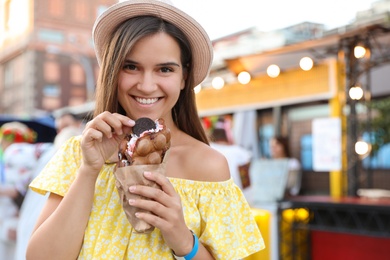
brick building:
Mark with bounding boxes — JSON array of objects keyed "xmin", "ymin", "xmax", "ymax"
[{"xmin": 0, "ymin": 0, "xmax": 116, "ymax": 116}]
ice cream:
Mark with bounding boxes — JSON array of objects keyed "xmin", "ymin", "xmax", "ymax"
[
  {"xmin": 118, "ymin": 117, "xmax": 171, "ymax": 167},
  {"xmin": 115, "ymin": 117, "xmax": 171, "ymax": 233}
]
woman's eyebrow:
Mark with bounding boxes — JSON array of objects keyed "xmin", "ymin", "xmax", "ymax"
[
  {"xmin": 123, "ymin": 59, "xmax": 180, "ymax": 68},
  {"xmin": 123, "ymin": 59, "xmax": 138, "ymax": 64},
  {"xmin": 157, "ymin": 62, "xmax": 181, "ymax": 67}
]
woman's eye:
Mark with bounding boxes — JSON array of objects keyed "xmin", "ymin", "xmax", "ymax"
[
  {"xmin": 124, "ymin": 64, "xmax": 137, "ymax": 70},
  {"xmin": 160, "ymin": 67, "xmax": 173, "ymax": 73}
]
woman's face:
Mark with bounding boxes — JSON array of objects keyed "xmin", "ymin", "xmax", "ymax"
[
  {"xmin": 270, "ymin": 138, "xmax": 285, "ymax": 158},
  {"xmin": 117, "ymin": 32, "xmax": 186, "ymax": 122}
]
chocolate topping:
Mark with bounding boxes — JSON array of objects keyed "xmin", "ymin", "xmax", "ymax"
[
  {"xmin": 118, "ymin": 118, "xmax": 170, "ymax": 167},
  {"xmin": 132, "ymin": 117, "xmax": 156, "ymax": 136}
]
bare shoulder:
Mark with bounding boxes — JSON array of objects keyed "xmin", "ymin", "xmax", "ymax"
[
  {"xmin": 167, "ymin": 136, "xmax": 230, "ymax": 182},
  {"xmin": 193, "ymin": 142, "xmax": 230, "ymax": 181}
]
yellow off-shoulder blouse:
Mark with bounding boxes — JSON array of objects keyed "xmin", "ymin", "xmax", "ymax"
[{"xmin": 30, "ymin": 136, "xmax": 264, "ymax": 259}]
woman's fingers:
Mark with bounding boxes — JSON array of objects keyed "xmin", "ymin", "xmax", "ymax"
[
  {"xmin": 129, "ymin": 196, "xmax": 167, "ymax": 220},
  {"xmin": 85, "ymin": 112, "xmax": 135, "ymax": 139},
  {"xmin": 128, "ymin": 172, "xmax": 190, "ymax": 250},
  {"xmin": 128, "ymin": 185, "xmax": 180, "ymax": 231},
  {"xmin": 81, "ymin": 112, "xmax": 136, "ymax": 169},
  {"xmin": 107, "ymin": 113, "xmax": 135, "ymax": 137},
  {"xmin": 128, "ymin": 172, "xmax": 181, "ymax": 216},
  {"xmin": 83, "ymin": 127, "xmax": 104, "ymax": 143},
  {"xmin": 143, "ymin": 171, "xmax": 176, "ymax": 196}
]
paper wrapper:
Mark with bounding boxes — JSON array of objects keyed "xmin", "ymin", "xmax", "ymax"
[{"xmin": 114, "ymin": 159, "xmax": 168, "ymax": 234}]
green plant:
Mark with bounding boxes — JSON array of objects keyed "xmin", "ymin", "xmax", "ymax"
[{"xmin": 365, "ymin": 97, "xmax": 390, "ymax": 154}]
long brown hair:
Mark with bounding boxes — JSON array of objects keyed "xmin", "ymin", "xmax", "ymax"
[
  {"xmin": 94, "ymin": 16, "xmax": 209, "ymax": 145},
  {"xmin": 273, "ymin": 136, "xmax": 291, "ymax": 158}
]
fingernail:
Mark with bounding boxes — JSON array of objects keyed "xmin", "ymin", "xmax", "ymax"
[
  {"xmin": 135, "ymin": 212, "xmax": 140, "ymax": 218},
  {"xmin": 129, "ymin": 199, "xmax": 135, "ymax": 205},
  {"xmin": 144, "ymin": 171, "xmax": 152, "ymax": 177},
  {"xmin": 129, "ymin": 186, "xmax": 136, "ymax": 192}
]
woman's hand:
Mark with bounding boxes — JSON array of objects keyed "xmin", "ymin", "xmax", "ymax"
[
  {"xmin": 80, "ymin": 112, "xmax": 135, "ymax": 173},
  {"xmin": 128, "ymin": 171, "xmax": 194, "ymax": 255}
]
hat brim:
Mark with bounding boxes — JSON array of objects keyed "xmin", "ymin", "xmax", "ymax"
[{"xmin": 93, "ymin": 0, "xmax": 213, "ymax": 86}]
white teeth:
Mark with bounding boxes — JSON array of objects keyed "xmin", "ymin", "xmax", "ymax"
[{"xmin": 135, "ymin": 97, "xmax": 158, "ymax": 104}]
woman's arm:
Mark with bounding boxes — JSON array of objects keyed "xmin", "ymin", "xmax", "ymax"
[
  {"xmin": 27, "ymin": 112, "xmax": 134, "ymax": 260},
  {"xmin": 26, "ymin": 164, "xmax": 98, "ymax": 260}
]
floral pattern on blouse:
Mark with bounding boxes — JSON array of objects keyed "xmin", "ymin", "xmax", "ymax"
[{"xmin": 30, "ymin": 136, "xmax": 264, "ymax": 259}]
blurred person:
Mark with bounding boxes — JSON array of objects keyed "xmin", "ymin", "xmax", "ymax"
[
  {"xmin": 209, "ymin": 121, "xmax": 252, "ymax": 191},
  {"xmin": 15, "ymin": 126, "xmax": 82, "ymax": 260},
  {"xmin": 270, "ymin": 136, "xmax": 302, "ymax": 196},
  {"xmin": 54, "ymin": 112, "xmax": 84, "ymax": 133},
  {"xmin": 0, "ymin": 122, "xmax": 40, "ymax": 260}
]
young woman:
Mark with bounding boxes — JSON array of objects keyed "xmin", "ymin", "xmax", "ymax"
[
  {"xmin": 270, "ymin": 136, "xmax": 302, "ymax": 196},
  {"xmin": 27, "ymin": 1, "xmax": 264, "ymax": 259}
]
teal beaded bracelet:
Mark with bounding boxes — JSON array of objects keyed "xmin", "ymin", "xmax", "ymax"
[{"xmin": 172, "ymin": 230, "xmax": 199, "ymax": 260}]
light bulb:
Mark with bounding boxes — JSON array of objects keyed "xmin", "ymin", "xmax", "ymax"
[
  {"xmin": 300, "ymin": 57, "xmax": 314, "ymax": 71},
  {"xmin": 355, "ymin": 141, "xmax": 370, "ymax": 155},
  {"xmin": 267, "ymin": 64, "xmax": 280, "ymax": 78},
  {"xmin": 212, "ymin": 77, "xmax": 225, "ymax": 89},
  {"xmin": 354, "ymin": 45, "xmax": 366, "ymax": 59},
  {"xmin": 238, "ymin": 71, "xmax": 251, "ymax": 84},
  {"xmin": 349, "ymin": 86, "xmax": 364, "ymax": 100}
]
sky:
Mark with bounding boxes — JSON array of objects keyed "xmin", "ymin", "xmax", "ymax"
[{"xmin": 171, "ymin": 0, "xmax": 379, "ymax": 40}]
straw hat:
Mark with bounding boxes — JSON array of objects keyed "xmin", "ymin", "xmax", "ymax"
[{"xmin": 93, "ymin": 0, "xmax": 213, "ymax": 87}]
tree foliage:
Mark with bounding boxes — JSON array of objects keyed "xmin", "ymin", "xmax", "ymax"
[{"xmin": 366, "ymin": 97, "xmax": 390, "ymax": 154}]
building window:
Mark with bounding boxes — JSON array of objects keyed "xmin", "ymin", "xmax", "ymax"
[
  {"xmin": 4, "ymin": 61, "xmax": 13, "ymax": 87},
  {"xmin": 70, "ymin": 63, "xmax": 84, "ymax": 85},
  {"xmin": 42, "ymin": 96, "xmax": 61, "ymax": 110},
  {"xmin": 38, "ymin": 29, "xmax": 64, "ymax": 43},
  {"xmin": 44, "ymin": 61, "xmax": 60, "ymax": 82},
  {"xmin": 43, "ymin": 84, "xmax": 60, "ymax": 97},
  {"xmin": 0, "ymin": 66, "xmax": 3, "ymax": 89},
  {"xmin": 48, "ymin": 0, "xmax": 65, "ymax": 17},
  {"xmin": 3, "ymin": 55, "xmax": 24, "ymax": 87},
  {"xmin": 69, "ymin": 96, "xmax": 85, "ymax": 106},
  {"xmin": 74, "ymin": 1, "xmax": 88, "ymax": 21},
  {"xmin": 13, "ymin": 55, "xmax": 24, "ymax": 85}
]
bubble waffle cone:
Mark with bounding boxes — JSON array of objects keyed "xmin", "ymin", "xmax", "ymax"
[{"xmin": 114, "ymin": 118, "xmax": 171, "ymax": 234}]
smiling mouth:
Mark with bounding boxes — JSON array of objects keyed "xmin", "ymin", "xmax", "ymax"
[{"xmin": 135, "ymin": 97, "xmax": 159, "ymax": 105}]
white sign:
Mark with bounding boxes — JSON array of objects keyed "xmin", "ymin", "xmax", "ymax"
[{"xmin": 312, "ymin": 117, "xmax": 342, "ymax": 171}]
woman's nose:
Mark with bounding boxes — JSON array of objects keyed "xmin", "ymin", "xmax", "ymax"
[{"xmin": 137, "ymin": 72, "xmax": 157, "ymax": 92}]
